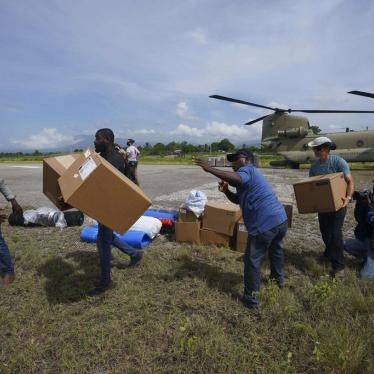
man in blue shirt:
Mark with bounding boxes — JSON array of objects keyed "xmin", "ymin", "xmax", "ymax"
[
  {"xmin": 308, "ymin": 136, "xmax": 354, "ymax": 277},
  {"xmin": 194, "ymin": 150, "xmax": 287, "ymax": 308}
]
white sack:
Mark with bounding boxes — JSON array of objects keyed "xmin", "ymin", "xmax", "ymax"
[
  {"xmin": 129, "ymin": 216, "xmax": 162, "ymax": 239},
  {"xmin": 184, "ymin": 190, "xmax": 208, "ymax": 217}
]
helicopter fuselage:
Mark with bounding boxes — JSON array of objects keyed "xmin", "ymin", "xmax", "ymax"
[{"xmin": 262, "ymin": 113, "xmax": 374, "ymax": 165}]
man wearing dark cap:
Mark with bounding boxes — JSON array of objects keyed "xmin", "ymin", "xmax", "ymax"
[
  {"xmin": 89, "ymin": 128, "xmax": 143, "ymax": 295},
  {"xmin": 194, "ymin": 150, "xmax": 287, "ymax": 309},
  {"xmin": 308, "ymin": 136, "xmax": 354, "ymax": 277}
]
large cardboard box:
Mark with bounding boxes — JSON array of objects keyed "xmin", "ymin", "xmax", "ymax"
[
  {"xmin": 293, "ymin": 172, "xmax": 347, "ymax": 214},
  {"xmin": 202, "ymin": 201, "xmax": 241, "ymax": 236},
  {"xmin": 200, "ymin": 229, "xmax": 230, "ymax": 247},
  {"xmin": 58, "ymin": 150, "xmax": 152, "ymax": 233},
  {"xmin": 176, "ymin": 221, "xmax": 201, "ymax": 244},
  {"xmin": 43, "ymin": 153, "xmax": 82, "ymax": 210},
  {"xmin": 235, "ymin": 219, "xmax": 248, "ymax": 252},
  {"xmin": 178, "ymin": 204, "xmax": 201, "ymax": 223}
]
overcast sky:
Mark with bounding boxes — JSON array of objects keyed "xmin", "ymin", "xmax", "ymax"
[{"xmin": 1, "ymin": 0, "xmax": 374, "ymax": 151}]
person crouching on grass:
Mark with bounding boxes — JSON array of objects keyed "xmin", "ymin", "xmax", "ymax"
[
  {"xmin": 194, "ymin": 150, "xmax": 288, "ymax": 309},
  {"xmin": 0, "ymin": 178, "xmax": 23, "ymax": 285}
]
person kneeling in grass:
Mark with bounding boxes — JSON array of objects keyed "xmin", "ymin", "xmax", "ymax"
[{"xmin": 194, "ymin": 150, "xmax": 288, "ymax": 309}]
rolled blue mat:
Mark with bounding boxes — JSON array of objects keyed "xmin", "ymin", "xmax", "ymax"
[
  {"xmin": 80, "ymin": 226, "xmax": 151, "ymax": 249},
  {"xmin": 143, "ymin": 209, "xmax": 177, "ymax": 221}
]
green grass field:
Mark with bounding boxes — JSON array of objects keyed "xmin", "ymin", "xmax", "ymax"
[{"xmin": 1, "ymin": 207, "xmax": 373, "ymax": 372}]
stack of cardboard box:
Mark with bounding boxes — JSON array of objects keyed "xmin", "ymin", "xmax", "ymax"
[
  {"xmin": 176, "ymin": 199, "xmax": 294, "ymax": 251},
  {"xmin": 201, "ymin": 202, "xmax": 241, "ymax": 246},
  {"xmin": 176, "ymin": 201, "xmax": 241, "ymax": 248},
  {"xmin": 175, "ymin": 205, "xmax": 202, "ymax": 244},
  {"xmin": 43, "ymin": 150, "xmax": 152, "ymax": 234},
  {"xmin": 235, "ymin": 218, "xmax": 248, "ymax": 252}
]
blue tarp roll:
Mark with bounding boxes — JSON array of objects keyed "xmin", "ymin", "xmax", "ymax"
[
  {"xmin": 80, "ymin": 226, "xmax": 151, "ymax": 249},
  {"xmin": 143, "ymin": 209, "xmax": 177, "ymax": 221}
]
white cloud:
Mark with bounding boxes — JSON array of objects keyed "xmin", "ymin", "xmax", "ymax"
[
  {"xmin": 173, "ymin": 124, "xmax": 205, "ymax": 137},
  {"xmin": 176, "ymin": 101, "xmax": 197, "ymax": 120},
  {"xmin": 176, "ymin": 102, "xmax": 188, "ymax": 118},
  {"xmin": 189, "ymin": 28, "xmax": 208, "ymax": 45},
  {"xmin": 12, "ymin": 128, "xmax": 77, "ymax": 149},
  {"xmin": 172, "ymin": 121, "xmax": 261, "ymax": 143},
  {"xmin": 133, "ymin": 129, "xmax": 156, "ymax": 135}
]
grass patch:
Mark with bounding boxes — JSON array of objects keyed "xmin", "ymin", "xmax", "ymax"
[{"xmin": 1, "ymin": 212, "xmax": 373, "ymax": 372}]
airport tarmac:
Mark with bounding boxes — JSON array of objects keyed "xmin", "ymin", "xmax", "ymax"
[{"xmin": 0, "ymin": 163, "xmax": 372, "ymax": 210}]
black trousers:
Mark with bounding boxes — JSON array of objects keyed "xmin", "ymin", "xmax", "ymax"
[
  {"xmin": 318, "ymin": 207, "xmax": 346, "ymax": 270},
  {"xmin": 127, "ymin": 161, "xmax": 139, "ymax": 186}
]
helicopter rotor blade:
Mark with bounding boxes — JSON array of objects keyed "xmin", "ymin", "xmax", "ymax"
[
  {"xmin": 289, "ymin": 109, "xmax": 374, "ymax": 114},
  {"xmin": 210, "ymin": 95, "xmax": 275, "ymax": 111},
  {"xmin": 348, "ymin": 90, "xmax": 374, "ymax": 99},
  {"xmin": 244, "ymin": 114, "xmax": 271, "ymax": 126}
]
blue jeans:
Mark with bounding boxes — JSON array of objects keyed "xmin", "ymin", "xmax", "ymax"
[
  {"xmin": 0, "ymin": 230, "xmax": 14, "ymax": 275},
  {"xmin": 97, "ymin": 224, "xmax": 139, "ymax": 288},
  {"xmin": 344, "ymin": 238, "xmax": 372, "ymax": 260},
  {"xmin": 243, "ymin": 221, "xmax": 288, "ymax": 306}
]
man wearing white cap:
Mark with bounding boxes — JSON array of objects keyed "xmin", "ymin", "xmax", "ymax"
[{"xmin": 308, "ymin": 136, "xmax": 355, "ymax": 277}]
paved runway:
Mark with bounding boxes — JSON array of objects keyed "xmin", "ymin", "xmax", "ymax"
[{"xmin": 0, "ymin": 162, "xmax": 372, "ymax": 210}]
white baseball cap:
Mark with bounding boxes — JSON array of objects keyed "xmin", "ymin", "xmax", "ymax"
[{"xmin": 307, "ymin": 136, "xmax": 333, "ymax": 148}]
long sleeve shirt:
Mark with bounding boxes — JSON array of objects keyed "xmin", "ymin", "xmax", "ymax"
[{"xmin": 0, "ymin": 178, "xmax": 16, "ymax": 201}]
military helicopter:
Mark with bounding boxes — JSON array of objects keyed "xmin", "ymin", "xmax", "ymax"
[{"xmin": 210, "ymin": 93, "xmax": 374, "ymax": 168}]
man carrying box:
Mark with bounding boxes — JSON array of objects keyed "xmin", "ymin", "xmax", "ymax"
[
  {"xmin": 308, "ymin": 136, "xmax": 354, "ymax": 277},
  {"xmin": 194, "ymin": 150, "xmax": 287, "ymax": 309},
  {"xmin": 89, "ymin": 128, "xmax": 143, "ymax": 296}
]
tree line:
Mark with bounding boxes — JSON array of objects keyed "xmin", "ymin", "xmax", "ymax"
[
  {"xmin": 0, "ymin": 138, "xmax": 263, "ymax": 157},
  {"xmin": 138, "ymin": 138, "xmax": 261, "ymax": 156}
]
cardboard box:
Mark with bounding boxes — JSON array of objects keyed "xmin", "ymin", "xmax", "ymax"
[
  {"xmin": 283, "ymin": 204, "xmax": 293, "ymax": 227},
  {"xmin": 43, "ymin": 153, "xmax": 82, "ymax": 210},
  {"xmin": 235, "ymin": 219, "xmax": 248, "ymax": 252},
  {"xmin": 178, "ymin": 204, "xmax": 201, "ymax": 223},
  {"xmin": 200, "ymin": 229, "xmax": 230, "ymax": 247},
  {"xmin": 202, "ymin": 201, "xmax": 241, "ymax": 236},
  {"xmin": 293, "ymin": 172, "xmax": 347, "ymax": 214},
  {"xmin": 176, "ymin": 221, "xmax": 201, "ymax": 244},
  {"xmin": 279, "ymin": 198, "xmax": 293, "ymax": 228},
  {"xmin": 58, "ymin": 150, "xmax": 152, "ymax": 233},
  {"xmin": 283, "ymin": 204, "xmax": 293, "ymax": 228}
]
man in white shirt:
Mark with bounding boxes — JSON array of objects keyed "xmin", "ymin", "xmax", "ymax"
[{"xmin": 126, "ymin": 139, "xmax": 140, "ymax": 185}]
